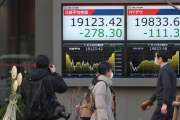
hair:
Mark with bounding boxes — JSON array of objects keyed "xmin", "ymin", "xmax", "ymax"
[
  {"xmin": 110, "ymin": 87, "xmax": 116, "ymax": 120},
  {"xmin": 92, "ymin": 61, "xmax": 112, "ymax": 85},
  {"xmin": 35, "ymin": 54, "xmax": 50, "ymax": 68},
  {"xmin": 155, "ymin": 51, "xmax": 168, "ymax": 62}
]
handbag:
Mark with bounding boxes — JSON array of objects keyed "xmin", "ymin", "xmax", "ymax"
[{"xmin": 141, "ymin": 100, "xmax": 154, "ymax": 111}]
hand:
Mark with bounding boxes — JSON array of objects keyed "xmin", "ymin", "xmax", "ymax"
[
  {"xmin": 161, "ymin": 104, "xmax": 167, "ymax": 114},
  {"xmin": 146, "ymin": 106, "xmax": 151, "ymax": 110},
  {"xmin": 111, "ymin": 93, "xmax": 115, "ymax": 98},
  {"xmin": 143, "ymin": 102, "xmax": 151, "ymax": 110},
  {"xmin": 49, "ymin": 65, "xmax": 56, "ymax": 73}
]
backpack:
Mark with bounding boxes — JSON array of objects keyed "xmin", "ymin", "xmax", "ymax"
[
  {"xmin": 79, "ymin": 81, "xmax": 107, "ymax": 119},
  {"xmin": 79, "ymin": 90, "xmax": 95, "ymax": 119},
  {"xmin": 24, "ymin": 76, "xmax": 50, "ymax": 119}
]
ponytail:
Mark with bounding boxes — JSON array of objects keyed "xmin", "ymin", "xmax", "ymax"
[
  {"xmin": 92, "ymin": 73, "xmax": 101, "ymax": 85},
  {"xmin": 92, "ymin": 76, "xmax": 98, "ymax": 85}
]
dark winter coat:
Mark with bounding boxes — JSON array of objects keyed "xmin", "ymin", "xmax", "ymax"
[{"xmin": 22, "ymin": 68, "xmax": 67, "ymax": 120}]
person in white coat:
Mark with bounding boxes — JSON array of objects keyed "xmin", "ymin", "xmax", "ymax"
[{"xmin": 90, "ymin": 61, "xmax": 115, "ymax": 120}]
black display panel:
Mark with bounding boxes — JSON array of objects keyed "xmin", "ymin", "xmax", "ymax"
[
  {"xmin": 62, "ymin": 43, "xmax": 124, "ymax": 77},
  {"xmin": 127, "ymin": 43, "xmax": 180, "ymax": 76}
]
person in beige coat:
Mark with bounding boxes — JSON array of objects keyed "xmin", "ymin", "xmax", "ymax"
[{"xmin": 90, "ymin": 61, "xmax": 115, "ymax": 120}]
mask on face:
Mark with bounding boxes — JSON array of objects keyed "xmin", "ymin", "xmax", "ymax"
[
  {"xmin": 109, "ymin": 72, "xmax": 114, "ymax": 79},
  {"xmin": 155, "ymin": 58, "xmax": 159, "ymax": 65}
]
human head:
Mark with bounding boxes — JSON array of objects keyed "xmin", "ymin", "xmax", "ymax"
[
  {"xmin": 34, "ymin": 55, "xmax": 50, "ymax": 68},
  {"xmin": 92, "ymin": 61, "xmax": 113, "ymax": 85},
  {"xmin": 98, "ymin": 61, "xmax": 113, "ymax": 78},
  {"xmin": 155, "ymin": 51, "xmax": 168, "ymax": 66}
]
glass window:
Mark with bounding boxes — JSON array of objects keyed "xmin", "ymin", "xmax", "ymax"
[{"xmin": 0, "ymin": 0, "xmax": 35, "ymax": 108}]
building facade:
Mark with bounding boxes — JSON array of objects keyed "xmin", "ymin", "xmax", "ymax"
[{"xmin": 0, "ymin": 0, "xmax": 180, "ymax": 120}]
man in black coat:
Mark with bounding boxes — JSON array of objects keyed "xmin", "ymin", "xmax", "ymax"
[
  {"xmin": 22, "ymin": 55, "xmax": 68, "ymax": 120},
  {"xmin": 143, "ymin": 51, "xmax": 177, "ymax": 120}
]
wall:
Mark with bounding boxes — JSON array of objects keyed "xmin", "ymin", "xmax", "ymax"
[
  {"xmin": 35, "ymin": 0, "xmax": 180, "ymax": 119},
  {"xmin": 35, "ymin": 0, "xmax": 53, "ymax": 60}
]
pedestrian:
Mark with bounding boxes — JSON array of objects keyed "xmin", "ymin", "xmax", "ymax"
[
  {"xmin": 22, "ymin": 54, "xmax": 68, "ymax": 120},
  {"xmin": 90, "ymin": 61, "xmax": 115, "ymax": 120},
  {"xmin": 142, "ymin": 51, "xmax": 177, "ymax": 120}
]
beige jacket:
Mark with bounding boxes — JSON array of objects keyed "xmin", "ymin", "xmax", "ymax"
[{"xmin": 90, "ymin": 75, "xmax": 115, "ymax": 120}]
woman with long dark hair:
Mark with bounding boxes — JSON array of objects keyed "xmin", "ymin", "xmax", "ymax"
[{"xmin": 90, "ymin": 61, "xmax": 116, "ymax": 120}]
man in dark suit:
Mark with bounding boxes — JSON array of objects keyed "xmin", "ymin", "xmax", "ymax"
[{"xmin": 143, "ymin": 51, "xmax": 177, "ymax": 120}]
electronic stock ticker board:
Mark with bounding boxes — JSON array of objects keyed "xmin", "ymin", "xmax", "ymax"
[{"xmin": 62, "ymin": 4, "xmax": 180, "ymax": 77}]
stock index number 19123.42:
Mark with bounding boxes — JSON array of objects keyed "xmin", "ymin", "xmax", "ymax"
[{"xmin": 71, "ymin": 18, "xmax": 122, "ymax": 26}]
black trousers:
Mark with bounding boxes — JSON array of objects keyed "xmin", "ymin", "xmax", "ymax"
[{"xmin": 150, "ymin": 104, "xmax": 174, "ymax": 120}]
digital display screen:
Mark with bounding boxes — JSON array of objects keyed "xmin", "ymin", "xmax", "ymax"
[
  {"xmin": 127, "ymin": 5, "xmax": 180, "ymax": 40},
  {"xmin": 62, "ymin": 4, "xmax": 180, "ymax": 78},
  {"xmin": 127, "ymin": 43, "xmax": 180, "ymax": 76},
  {"xmin": 62, "ymin": 43, "xmax": 124, "ymax": 76},
  {"xmin": 63, "ymin": 5, "xmax": 125, "ymax": 40}
]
